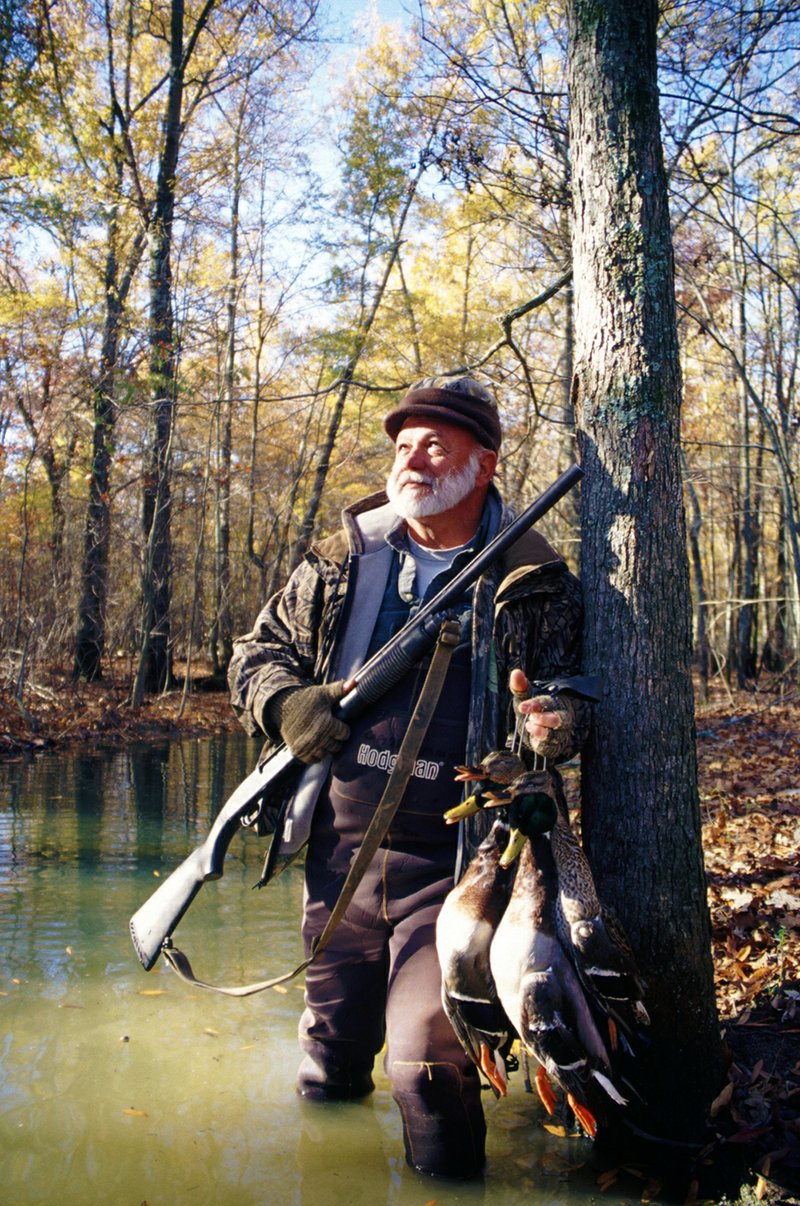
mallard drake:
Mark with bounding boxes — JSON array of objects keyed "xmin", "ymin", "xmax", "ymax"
[
  {"xmin": 435, "ymin": 819, "xmax": 515, "ymax": 1097},
  {"xmin": 483, "ymin": 769, "xmax": 562, "ymax": 858},
  {"xmin": 489, "ymin": 832, "xmax": 627, "ymax": 1137},
  {"xmin": 492, "ymin": 769, "xmax": 649, "ymax": 1051}
]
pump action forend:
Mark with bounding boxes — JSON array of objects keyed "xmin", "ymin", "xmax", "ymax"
[{"xmin": 129, "ymin": 463, "xmax": 583, "ymax": 971}]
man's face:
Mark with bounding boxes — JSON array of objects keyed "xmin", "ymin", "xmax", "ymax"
[{"xmin": 386, "ymin": 420, "xmax": 496, "ymax": 521}]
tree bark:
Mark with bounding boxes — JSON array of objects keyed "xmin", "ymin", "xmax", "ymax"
[
  {"xmin": 567, "ymin": 0, "xmax": 723, "ymax": 1159},
  {"xmin": 210, "ymin": 95, "xmax": 244, "ymax": 674},
  {"xmin": 682, "ymin": 448, "xmax": 710, "ymax": 700},
  {"xmin": 135, "ymin": 0, "xmax": 216, "ymax": 700},
  {"xmin": 137, "ymin": 0, "xmax": 186, "ymax": 698},
  {"xmin": 72, "ymin": 313, "xmax": 117, "ymax": 682},
  {"xmin": 74, "ymin": 204, "xmax": 146, "ymax": 681}
]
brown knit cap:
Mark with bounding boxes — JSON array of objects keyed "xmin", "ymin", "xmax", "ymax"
[{"xmin": 383, "ymin": 375, "xmax": 502, "ymax": 452}]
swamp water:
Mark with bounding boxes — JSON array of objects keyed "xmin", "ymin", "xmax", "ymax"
[{"xmin": 1, "ymin": 733, "xmax": 604, "ymax": 1206}]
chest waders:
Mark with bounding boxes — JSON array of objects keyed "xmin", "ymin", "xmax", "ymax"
[{"xmin": 299, "ymin": 620, "xmax": 488, "ymax": 1178}]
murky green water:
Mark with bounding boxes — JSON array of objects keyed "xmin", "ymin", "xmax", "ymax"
[{"xmin": 1, "ymin": 734, "xmax": 604, "ymax": 1206}]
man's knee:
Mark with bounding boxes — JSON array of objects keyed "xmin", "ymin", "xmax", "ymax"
[{"xmin": 390, "ymin": 1059, "xmax": 486, "ymax": 1179}]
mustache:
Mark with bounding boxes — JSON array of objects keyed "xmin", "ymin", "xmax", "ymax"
[{"xmin": 395, "ymin": 470, "xmax": 436, "ymax": 489}]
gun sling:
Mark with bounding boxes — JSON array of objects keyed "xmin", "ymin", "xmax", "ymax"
[{"xmin": 161, "ymin": 617, "xmax": 462, "ymax": 997}]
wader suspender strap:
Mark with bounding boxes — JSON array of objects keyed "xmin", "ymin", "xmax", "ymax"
[{"xmin": 162, "ymin": 617, "xmax": 462, "ymax": 997}]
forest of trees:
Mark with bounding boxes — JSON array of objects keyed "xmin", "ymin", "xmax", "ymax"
[
  {"xmin": 6, "ymin": 0, "xmax": 800, "ymax": 1167},
  {"xmin": 1, "ymin": 0, "xmax": 798, "ymax": 702}
]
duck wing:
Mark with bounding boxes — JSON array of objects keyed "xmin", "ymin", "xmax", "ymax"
[
  {"xmin": 490, "ymin": 835, "xmax": 627, "ymax": 1136},
  {"xmin": 550, "ymin": 817, "xmax": 650, "ymax": 1040},
  {"xmin": 517, "ymin": 961, "xmax": 626, "ymax": 1135},
  {"xmin": 436, "ymin": 821, "xmax": 514, "ymax": 1095}
]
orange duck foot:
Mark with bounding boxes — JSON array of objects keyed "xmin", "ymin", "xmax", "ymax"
[
  {"xmin": 567, "ymin": 1093, "xmax": 598, "ymax": 1139},
  {"xmin": 478, "ymin": 1042, "xmax": 507, "ymax": 1097},
  {"xmin": 534, "ymin": 1065, "xmax": 556, "ymax": 1115}
]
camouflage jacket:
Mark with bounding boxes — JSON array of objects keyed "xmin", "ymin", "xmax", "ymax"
[{"xmin": 228, "ymin": 485, "xmax": 589, "ymax": 873}]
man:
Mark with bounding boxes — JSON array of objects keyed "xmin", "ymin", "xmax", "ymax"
[{"xmin": 228, "ymin": 375, "xmax": 589, "ymax": 1179}]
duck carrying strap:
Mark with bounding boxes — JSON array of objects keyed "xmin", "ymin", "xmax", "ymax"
[{"xmin": 161, "ymin": 618, "xmax": 462, "ymax": 997}]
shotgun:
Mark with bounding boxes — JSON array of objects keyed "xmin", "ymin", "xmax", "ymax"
[{"xmin": 129, "ymin": 463, "xmax": 583, "ymax": 971}]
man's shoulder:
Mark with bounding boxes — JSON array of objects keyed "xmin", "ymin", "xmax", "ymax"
[
  {"xmin": 493, "ymin": 509, "xmax": 577, "ymax": 604},
  {"xmin": 311, "ymin": 530, "xmax": 349, "ymax": 563},
  {"xmin": 503, "ymin": 525, "xmax": 563, "ymax": 573}
]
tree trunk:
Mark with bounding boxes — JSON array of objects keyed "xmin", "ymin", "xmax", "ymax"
[
  {"xmin": 135, "ymin": 0, "xmax": 188, "ymax": 700},
  {"xmin": 734, "ymin": 249, "xmax": 758, "ymax": 685},
  {"xmin": 71, "ymin": 6, "xmax": 149, "ymax": 682},
  {"xmin": 567, "ymin": 0, "xmax": 723, "ymax": 1164},
  {"xmin": 210, "ymin": 97, "xmax": 243, "ymax": 674},
  {"xmin": 73, "ymin": 206, "xmax": 146, "ymax": 679},
  {"xmin": 682, "ymin": 448, "xmax": 710, "ymax": 701},
  {"xmin": 73, "ymin": 363, "xmax": 115, "ymax": 682},
  {"xmin": 559, "ymin": 244, "xmax": 580, "ymax": 553}
]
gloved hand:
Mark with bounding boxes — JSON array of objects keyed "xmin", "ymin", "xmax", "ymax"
[
  {"xmin": 509, "ymin": 668, "xmax": 575, "ymax": 763},
  {"xmin": 266, "ymin": 680, "xmax": 351, "ymax": 765}
]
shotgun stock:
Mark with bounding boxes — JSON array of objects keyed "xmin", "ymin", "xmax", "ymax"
[{"xmin": 129, "ymin": 463, "xmax": 583, "ymax": 971}]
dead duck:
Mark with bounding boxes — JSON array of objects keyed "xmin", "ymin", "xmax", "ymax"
[
  {"xmin": 492, "ymin": 769, "xmax": 649, "ymax": 1052},
  {"xmin": 435, "ymin": 819, "xmax": 516, "ymax": 1096},
  {"xmin": 489, "ymin": 831, "xmax": 627, "ymax": 1137},
  {"xmin": 446, "ymin": 750, "xmax": 528, "ymax": 824},
  {"xmin": 453, "ymin": 749, "xmax": 527, "ymax": 788},
  {"xmin": 549, "ymin": 812, "xmax": 650, "ymax": 1044}
]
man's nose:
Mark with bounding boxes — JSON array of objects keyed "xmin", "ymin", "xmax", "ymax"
[{"xmin": 403, "ymin": 444, "xmax": 429, "ymax": 470}]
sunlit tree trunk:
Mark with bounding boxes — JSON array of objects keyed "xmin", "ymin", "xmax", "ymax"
[
  {"xmin": 210, "ymin": 94, "xmax": 245, "ymax": 675},
  {"xmin": 682, "ymin": 448, "xmax": 710, "ymax": 700},
  {"xmin": 733, "ymin": 230, "xmax": 758, "ymax": 684},
  {"xmin": 135, "ymin": 0, "xmax": 216, "ymax": 702},
  {"xmin": 567, "ymin": 0, "xmax": 723, "ymax": 1162},
  {"xmin": 558, "ymin": 202, "xmax": 580, "ymax": 554},
  {"xmin": 73, "ymin": 130, "xmax": 147, "ymax": 681}
]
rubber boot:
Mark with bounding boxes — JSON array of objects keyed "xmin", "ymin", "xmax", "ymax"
[{"xmin": 296, "ymin": 1049, "xmax": 375, "ymax": 1103}]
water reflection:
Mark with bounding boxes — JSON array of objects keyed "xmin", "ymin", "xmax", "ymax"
[{"xmin": 0, "ymin": 734, "xmax": 601, "ymax": 1206}]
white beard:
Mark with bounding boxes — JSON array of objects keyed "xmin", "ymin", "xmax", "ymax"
[{"xmin": 386, "ymin": 451, "xmax": 482, "ymax": 520}]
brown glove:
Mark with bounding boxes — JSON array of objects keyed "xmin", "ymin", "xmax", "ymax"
[{"xmin": 266, "ymin": 680, "xmax": 350, "ymax": 765}]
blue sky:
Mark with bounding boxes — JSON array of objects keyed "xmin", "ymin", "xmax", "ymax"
[{"xmin": 325, "ymin": 0, "xmax": 412, "ymax": 37}]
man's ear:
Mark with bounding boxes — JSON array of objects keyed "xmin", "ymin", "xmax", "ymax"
[{"xmin": 477, "ymin": 448, "xmax": 497, "ymax": 484}]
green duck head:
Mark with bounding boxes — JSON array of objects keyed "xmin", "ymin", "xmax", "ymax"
[{"xmin": 508, "ymin": 790, "xmax": 557, "ymax": 837}]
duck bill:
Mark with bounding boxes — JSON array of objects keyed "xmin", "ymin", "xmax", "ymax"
[
  {"xmin": 443, "ymin": 793, "xmax": 483, "ymax": 823},
  {"xmin": 453, "ymin": 765, "xmax": 486, "ymax": 783},
  {"xmin": 499, "ymin": 828, "xmax": 527, "ymax": 867},
  {"xmin": 483, "ymin": 789, "xmax": 512, "ymax": 806}
]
